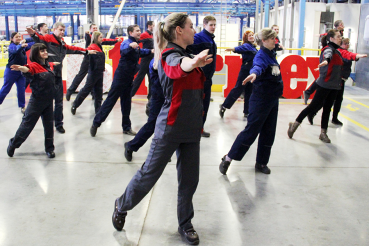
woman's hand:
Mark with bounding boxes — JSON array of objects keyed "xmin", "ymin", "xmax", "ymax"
[
  {"xmin": 21, "ymin": 43, "xmax": 28, "ymax": 48},
  {"xmin": 191, "ymin": 49, "xmax": 213, "ymax": 68},
  {"xmin": 357, "ymin": 54, "xmax": 367, "ymax": 59},
  {"xmin": 10, "ymin": 65, "xmax": 30, "ymax": 73},
  {"xmin": 225, "ymin": 48, "xmax": 235, "ymax": 52},
  {"xmin": 314, "ymin": 60, "xmax": 328, "ymax": 71},
  {"xmin": 26, "ymin": 27, "xmax": 36, "ymax": 35},
  {"xmin": 53, "ymin": 62, "xmax": 61, "ymax": 66},
  {"xmin": 242, "ymin": 73, "xmax": 257, "ymax": 85}
]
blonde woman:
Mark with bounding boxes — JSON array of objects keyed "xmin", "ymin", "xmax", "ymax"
[
  {"xmin": 112, "ymin": 13, "xmax": 212, "ymax": 245},
  {"xmin": 219, "ymin": 28, "xmax": 283, "ymax": 175}
]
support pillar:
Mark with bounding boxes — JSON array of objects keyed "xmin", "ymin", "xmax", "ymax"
[
  {"xmin": 298, "ymin": 0, "xmax": 306, "ymax": 55},
  {"xmin": 196, "ymin": 14, "xmax": 199, "ymax": 27},
  {"xmin": 282, "ymin": 0, "xmax": 288, "ymax": 50},
  {"xmin": 14, "ymin": 16, "xmax": 18, "ymax": 32},
  {"xmin": 289, "ymin": 0, "xmax": 295, "ymax": 53},
  {"xmin": 260, "ymin": 1, "xmax": 264, "ymax": 29},
  {"xmin": 70, "ymin": 14, "xmax": 74, "ymax": 41},
  {"xmin": 255, "ymin": 0, "xmax": 259, "ymax": 33},
  {"xmin": 274, "ymin": 0, "xmax": 279, "ymax": 25},
  {"xmin": 5, "ymin": 16, "xmax": 10, "ymax": 41},
  {"xmin": 77, "ymin": 14, "xmax": 80, "ymax": 28},
  {"xmin": 53, "ymin": 14, "xmax": 56, "ymax": 25},
  {"xmin": 240, "ymin": 17, "xmax": 244, "ymax": 41},
  {"xmin": 247, "ymin": 14, "xmax": 250, "ymax": 28},
  {"xmin": 264, "ymin": 0, "xmax": 270, "ymax": 27}
]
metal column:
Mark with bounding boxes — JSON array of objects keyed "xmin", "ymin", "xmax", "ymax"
[
  {"xmin": 70, "ymin": 14, "xmax": 74, "ymax": 41},
  {"xmin": 289, "ymin": 0, "xmax": 295, "ymax": 53},
  {"xmin": 86, "ymin": 0, "xmax": 99, "ymax": 25},
  {"xmin": 282, "ymin": 0, "xmax": 288, "ymax": 50},
  {"xmin": 144, "ymin": 14, "xmax": 147, "ymax": 31},
  {"xmin": 255, "ymin": 0, "xmax": 259, "ymax": 33},
  {"xmin": 264, "ymin": 0, "xmax": 270, "ymax": 27},
  {"xmin": 260, "ymin": 1, "xmax": 264, "ymax": 29},
  {"xmin": 5, "ymin": 16, "xmax": 10, "ymax": 41},
  {"xmin": 196, "ymin": 14, "xmax": 199, "ymax": 27},
  {"xmin": 53, "ymin": 14, "xmax": 56, "ymax": 25},
  {"xmin": 240, "ymin": 17, "xmax": 244, "ymax": 41},
  {"xmin": 298, "ymin": 0, "xmax": 306, "ymax": 55},
  {"xmin": 274, "ymin": 0, "xmax": 279, "ymax": 25},
  {"xmin": 76, "ymin": 14, "xmax": 80, "ymax": 29},
  {"xmin": 14, "ymin": 16, "xmax": 18, "ymax": 32},
  {"xmin": 247, "ymin": 14, "xmax": 251, "ymax": 28}
]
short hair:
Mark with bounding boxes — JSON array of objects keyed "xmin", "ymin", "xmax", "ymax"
[
  {"xmin": 242, "ymin": 30, "xmax": 255, "ymax": 46},
  {"xmin": 342, "ymin": 38, "xmax": 350, "ymax": 45},
  {"xmin": 10, "ymin": 32, "xmax": 18, "ymax": 43},
  {"xmin": 90, "ymin": 23, "xmax": 97, "ymax": 29},
  {"xmin": 29, "ymin": 43, "xmax": 48, "ymax": 64},
  {"xmin": 147, "ymin": 21, "xmax": 154, "ymax": 28},
  {"xmin": 334, "ymin": 20, "xmax": 343, "ymax": 28},
  {"xmin": 128, "ymin": 24, "xmax": 140, "ymax": 35},
  {"xmin": 37, "ymin": 23, "xmax": 47, "ymax": 31},
  {"xmin": 203, "ymin": 16, "xmax": 216, "ymax": 25},
  {"xmin": 255, "ymin": 28, "xmax": 277, "ymax": 46},
  {"xmin": 53, "ymin": 22, "xmax": 65, "ymax": 29},
  {"xmin": 271, "ymin": 24, "xmax": 279, "ymax": 29}
]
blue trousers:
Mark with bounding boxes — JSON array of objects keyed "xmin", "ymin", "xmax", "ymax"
[
  {"xmin": 93, "ymin": 80, "xmax": 132, "ymax": 131},
  {"xmin": 54, "ymin": 76, "xmax": 64, "ymax": 128},
  {"xmin": 0, "ymin": 68, "xmax": 26, "ymax": 108},
  {"xmin": 10, "ymin": 96, "xmax": 54, "ymax": 152},
  {"xmin": 222, "ymin": 66, "xmax": 253, "ymax": 114},
  {"xmin": 203, "ymin": 79, "xmax": 212, "ymax": 127},
  {"xmin": 127, "ymin": 94, "xmax": 164, "ymax": 152},
  {"xmin": 228, "ymin": 94, "xmax": 279, "ymax": 165},
  {"xmin": 117, "ymin": 137, "xmax": 200, "ymax": 231}
]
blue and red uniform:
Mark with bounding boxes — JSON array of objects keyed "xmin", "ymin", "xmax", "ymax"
[
  {"xmin": 115, "ymin": 42, "xmax": 205, "ymax": 232},
  {"xmin": 9, "ymin": 61, "xmax": 56, "ymax": 154}
]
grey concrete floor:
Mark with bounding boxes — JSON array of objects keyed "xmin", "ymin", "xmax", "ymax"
[{"xmin": 1, "ymin": 81, "xmax": 369, "ymax": 246}]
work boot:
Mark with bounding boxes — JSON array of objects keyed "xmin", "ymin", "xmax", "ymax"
[
  {"xmin": 307, "ymin": 113, "xmax": 315, "ymax": 125},
  {"xmin": 7, "ymin": 139, "xmax": 15, "ymax": 157},
  {"xmin": 66, "ymin": 90, "xmax": 72, "ymax": 101},
  {"xmin": 71, "ymin": 105, "xmax": 76, "ymax": 115},
  {"xmin": 56, "ymin": 126, "xmax": 65, "ymax": 134},
  {"xmin": 90, "ymin": 124, "xmax": 98, "ymax": 137},
  {"xmin": 178, "ymin": 227, "xmax": 200, "ymax": 245},
  {"xmin": 201, "ymin": 131, "xmax": 210, "ymax": 138},
  {"xmin": 123, "ymin": 129, "xmax": 137, "ymax": 136},
  {"xmin": 219, "ymin": 104, "xmax": 226, "ymax": 118},
  {"xmin": 255, "ymin": 163, "xmax": 271, "ymax": 174},
  {"xmin": 124, "ymin": 142, "xmax": 133, "ymax": 162},
  {"xmin": 332, "ymin": 118, "xmax": 343, "ymax": 126},
  {"xmin": 112, "ymin": 199, "xmax": 127, "ymax": 231},
  {"xmin": 219, "ymin": 155, "xmax": 231, "ymax": 175},
  {"xmin": 287, "ymin": 121, "xmax": 300, "ymax": 139},
  {"xmin": 319, "ymin": 128, "xmax": 331, "ymax": 143}
]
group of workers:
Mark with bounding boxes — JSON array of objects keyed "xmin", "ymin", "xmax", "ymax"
[{"xmin": 1, "ymin": 14, "xmax": 365, "ymax": 245}]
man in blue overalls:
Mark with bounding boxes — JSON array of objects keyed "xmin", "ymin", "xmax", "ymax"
[
  {"xmin": 90, "ymin": 24, "xmax": 152, "ymax": 137},
  {"xmin": 189, "ymin": 16, "xmax": 217, "ymax": 138}
]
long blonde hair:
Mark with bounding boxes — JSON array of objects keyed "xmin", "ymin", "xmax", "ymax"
[
  {"xmin": 91, "ymin": 31, "xmax": 102, "ymax": 45},
  {"xmin": 153, "ymin": 13, "xmax": 188, "ymax": 69}
]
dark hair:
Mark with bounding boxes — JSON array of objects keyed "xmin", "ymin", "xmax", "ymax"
[
  {"xmin": 147, "ymin": 21, "xmax": 154, "ymax": 28},
  {"xmin": 37, "ymin": 23, "xmax": 47, "ymax": 31},
  {"xmin": 128, "ymin": 24, "xmax": 140, "ymax": 35},
  {"xmin": 90, "ymin": 23, "xmax": 97, "ymax": 29},
  {"xmin": 321, "ymin": 29, "xmax": 339, "ymax": 47},
  {"xmin": 334, "ymin": 20, "xmax": 343, "ymax": 28},
  {"xmin": 29, "ymin": 43, "xmax": 48, "ymax": 64},
  {"xmin": 10, "ymin": 32, "xmax": 18, "ymax": 43}
]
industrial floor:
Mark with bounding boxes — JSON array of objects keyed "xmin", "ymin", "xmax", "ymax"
[{"xmin": 1, "ymin": 82, "xmax": 369, "ymax": 246}]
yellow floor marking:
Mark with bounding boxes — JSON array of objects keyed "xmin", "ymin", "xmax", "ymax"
[
  {"xmin": 344, "ymin": 97, "xmax": 369, "ymax": 109},
  {"xmin": 338, "ymin": 112, "xmax": 369, "ymax": 132},
  {"xmin": 344, "ymin": 104, "xmax": 359, "ymax": 111}
]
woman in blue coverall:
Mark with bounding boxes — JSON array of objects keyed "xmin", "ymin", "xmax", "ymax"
[
  {"xmin": 219, "ymin": 30, "xmax": 258, "ymax": 118},
  {"xmin": 0, "ymin": 32, "xmax": 34, "ymax": 113},
  {"xmin": 219, "ymin": 28, "xmax": 283, "ymax": 175}
]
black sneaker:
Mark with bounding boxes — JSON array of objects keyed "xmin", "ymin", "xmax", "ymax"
[
  {"xmin": 7, "ymin": 139, "xmax": 15, "ymax": 157},
  {"xmin": 219, "ymin": 155, "xmax": 231, "ymax": 175},
  {"xmin": 255, "ymin": 163, "xmax": 271, "ymax": 174},
  {"xmin": 71, "ymin": 106, "xmax": 76, "ymax": 115},
  {"xmin": 123, "ymin": 129, "xmax": 137, "ymax": 136},
  {"xmin": 332, "ymin": 118, "xmax": 343, "ymax": 126},
  {"xmin": 201, "ymin": 131, "xmax": 210, "ymax": 138},
  {"xmin": 219, "ymin": 104, "xmax": 226, "ymax": 118},
  {"xmin": 66, "ymin": 90, "xmax": 72, "ymax": 101},
  {"xmin": 90, "ymin": 125, "xmax": 98, "ymax": 137},
  {"xmin": 178, "ymin": 227, "xmax": 200, "ymax": 245},
  {"xmin": 56, "ymin": 126, "xmax": 65, "ymax": 134},
  {"xmin": 124, "ymin": 142, "xmax": 133, "ymax": 162},
  {"xmin": 46, "ymin": 151, "xmax": 55, "ymax": 158},
  {"xmin": 112, "ymin": 199, "xmax": 127, "ymax": 231}
]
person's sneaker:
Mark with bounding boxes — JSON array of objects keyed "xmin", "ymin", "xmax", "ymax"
[
  {"xmin": 307, "ymin": 113, "xmax": 315, "ymax": 125},
  {"xmin": 332, "ymin": 118, "xmax": 343, "ymax": 126},
  {"xmin": 56, "ymin": 126, "xmax": 65, "ymax": 134},
  {"xmin": 219, "ymin": 104, "xmax": 226, "ymax": 118},
  {"xmin": 21, "ymin": 107, "xmax": 26, "ymax": 114},
  {"xmin": 46, "ymin": 151, "xmax": 55, "ymax": 158},
  {"xmin": 178, "ymin": 227, "xmax": 200, "ymax": 245},
  {"xmin": 112, "ymin": 199, "xmax": 127, "ymax": 231},
  {"xmin": 255, "ymin": 163, "xmax": 271, "ymax": 174},
  {"xmin": 201, "ymin": 131, "xmax": 210, "ymax": 138},
  {"xmin": 71, "ymin": 106, "xmax": 76, "ymax": 115},
  {"xmin": 124, "ymin": 142, "xmax": 133, "ymax": 162},
  {"xmin": 7, "ymin": 139, "xmax": 15, "ymax": 157},
  {"xmin": 66, "ymin": 90, "xmax": 72, "ymax": 101},
  {"xmin": 123, "ymin": 129, "xmax": 137, "ymax": 136},
  {"xmin": 219, "ymin": 155, "xmax": 231, "ymax": 175},
  {"xmin": 303, "ymin": 91, "xmax": 309, "ymax": 105},
  {"xmin": 90, "ymin": 125, "xmax": 98, "ymax": 137}
]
